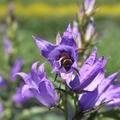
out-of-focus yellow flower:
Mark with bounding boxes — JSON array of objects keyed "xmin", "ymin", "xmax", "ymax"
[{"xmin": 0, "ymin": 3, "xmax": 120, "ymax": 17}]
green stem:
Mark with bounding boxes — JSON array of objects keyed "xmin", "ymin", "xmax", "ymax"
[
  {"xmin": 64, "ymin": 85, "xmax": 68, "ymax": 120},
  {"xmin": 73, "ymin": 94, "xmax": 84, "ymax": 120}
]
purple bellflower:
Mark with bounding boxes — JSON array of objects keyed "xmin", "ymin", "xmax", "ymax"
[
  {"xmin": 79, "ymin": 70, "xmax": 119, "ymax": 112},
  {"xmin": 3, "ymin": 36, "xmax": 13, "ymax": 57},
  {"xmin": 33, "ymin": 24, "xmax": 78, "ymax": 80},
  {"xmin": 85, "ymin": 17, "xmax": 95, "ymax": 42},
  {"xmin": 66, "ymin": 47, "xmax": 109, "ymax": 92},
  {"xmin": 0, "ymin": 76, "xmax": 7, "ymax": 87},
  {"xmin": 84, "ymin": 0, "xmax": 96, "ymax": 15},
  {"xmin": 73, "ymin": 21, "xmax": 82, "ymax": 48},
  {"xmin": 10, "ymin": 58, "xmax": 23, "ymax": 82},
  {"xmin": 16, "ymin": 62, "xmax": 58, "ymax": 107}
]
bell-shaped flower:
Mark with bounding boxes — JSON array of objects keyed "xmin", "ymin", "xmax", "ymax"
[
  {"xmin": 3, "ymin": 36, "xmax": 13, "ymax": 58},
  {"xmin": 84, "ymin": 0, "xmax": 96, "ymax": 15},
  {"xmin": 66, "ymin": 47, "xmax": 109, "ymax": 92},
  {"xmin": 73, "ymin": 21, "xmax": 82, "ymax": 48},
  {"xmin": 0, "ymin": 76, "xmax": 7, "ymax": 87},
  {"xmin": 16, "ymin": 62, "xmax": 58, "ymax": 107},
  {"xmin": 79, "ymin": 71, "xmax": 119, "ymax": 112},
  {"xmin": 33, "ymin": 24, "xmax": 78, "ymax": 80},
  {"xmin": 85, "ymin": 17, "xmax": 95, "ymax": 42},
  {"xmin": 0, "ymin": 103, "xmax": 3, "ymax": 114},
  {"xmin": 10, "ymin": 58, "xmax": 23, "ymax": 82}
]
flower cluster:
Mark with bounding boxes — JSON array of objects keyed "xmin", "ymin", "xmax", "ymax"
[
  {"xmin": 13, "ymin": 22, "xmax": 119, "ymax": 120},
  {"xmin": 0, "ymin": 0, "xmax": 119, "ymax": 119}
]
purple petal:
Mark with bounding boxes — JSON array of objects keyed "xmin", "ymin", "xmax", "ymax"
[
  {"xmin": 16, "ymin": 72, "xmax": 31, "ymax": 84},
  {"xmin": 13, "ymin": 85, "xmax": 25, "ymax": 104},
  {"xmin": 79, "ymin": 57, "xmax": 109, "ymax": 89},
  {"xmin": 37, "ymin": 80, "xmax": 58, "ymax": 107},
  {"xmin": 21, "ymin": 85, "xmax": 33, "ymax": 99},
  {"xmin": 60, "ymin": 71, "xmax": 73, "ymax": 81},
  {"xmin": 31, "ymin": 61, "xmax": 39, "ymax": 82},
  {"xmin": 84, "ymin": 69, "xmax": 105, "ymax": 91},
  {"xmin": 60, "ymin": 24, "xmax": 77, "ymax": 49},
  {"xmin": 33, "ymin": 36, "xmax": 57, "ymax": 58},
  {"xmin": 79, "ymin": 87, "xmax": 98, "ymax": 111},
  {"xmin": 56, "ymin": 32, "xmax": 62, "ymax": 45},
  {"xmin": 84, "ymin": 0, "xmax": 90, "ymax": 10},
  {"xmin": 0, "ymin": 76, "xmax": 7, "ymax": 87},
  {"xmin": 80, "ymin": 47, "xmax": 97, "ymax": 75},
  {"xmin": 96, "ymin": 84, "xmax": 120, "ymax": 107},
  {"xmin": 73, "ymin": 21, "xmax": 79, "ymax": 36},
  {"xmin": 98, "ymin": 72, "xmax": 119, "ymax": 95},
  {"xmin": 73, "ymin": 21, "xmax": 82, "ymax": 48},
  {"xmin": 38, "ymin": 63, "xmax": 47, "ymax": 79},
  {"xmin": 84, "ymin": 0, "xmax": 96, "ymax": 15},
  {"xmin": 14, "ymin": 84, "xmax": 33, "ymax": 105},
  {"xmin": 69, "ymin": 74, "xmax": 80, "ymax": 91},
  {"xmin": 10, "ymin": 58, "xmax": 23, "ymax": 82},
  {"xmin": 85, "ymin": 17, "xmax": 95, "ymax": 42},
  {"xmin": 95, "ymin": 72, "xmax": 119, "ymax": 106},
  {"xmin": 106, "ymin": 98, "xmax": 120, "ymax": 107}
]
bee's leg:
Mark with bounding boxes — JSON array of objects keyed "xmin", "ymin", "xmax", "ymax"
[
  {"xmin": 73, "ymin": 68, "xmax": 80, "ymax": 76},
  {"xmin": 54, "ymin": 73, "xmax": 58, "ymax": 82}
]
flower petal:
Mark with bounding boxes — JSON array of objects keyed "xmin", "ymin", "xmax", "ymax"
[
  {"xmin": 84, "ymin": 69, "xmax": 105, "ymax": 91},
  {"xmin": 56, "ymin": 32, "xmax": 62, "ymax": 45},
  {"xmin": 38, "ymin": 80, "xmax": 58, "ymax": 107},
  {"xmin": 13, "ymin": 85, "xmax": 25, "ymax": 104},
  {"xmin": 98, "ymin": 71, "xmax": 119, "ymax": 94},
  {"xmin": 80, "ymin": 47, "xmax": 97, "ymax": 77},
  {"xmin": 0, "ymin": 76, "xmax": 7, "ymax": 87},
  {"xmin": 22, "ymin": 84, "xmax": 33, "ymax": 99},
  {"xmin": 33, "ymin": 36, "xmax": 57, "ymax": 59},
  {"xmin": 60, "ymin": 24, "xmax": 77, "ymax": 49},
  {"xmin": 38, "ymin": 63, "xmax": 47, "ymax": 79},
  {"xmin": 10, "ymin": 58, "xmax": 23, "ymax": 82},
  {"xmin": 79, "ymin": 86, "xmax": 98, "ymax": 111},
  {"xmin": 84, "ymin": 0, "xmax": 96, "ymax": 15},
  {"xmin": 73, "ymin": 21, "xmax": 82, "ymax": 48},
  {"xmin": 85, "ymin": 17, "xmax": 95, "ymax": 42},
  {"xmin": 31, "ymin": 61, "xmax": 39, "ymax": 82},
  {"xmin": 16, "ymin": 72, "xmax": 31, "ymax": 84}
]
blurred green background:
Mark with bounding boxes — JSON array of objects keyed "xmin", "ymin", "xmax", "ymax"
[{"xmin": 0, "ymin": 0, "xmax": 120, "ymax": 120}]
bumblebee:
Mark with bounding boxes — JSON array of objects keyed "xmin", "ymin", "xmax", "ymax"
[
  {"xmin": 54, "ymin": 57, "xmax": 80, "ymax": 82},
  {"xmin": 62, "ymin": 58, "xmax": 73, "ymax": 72}
]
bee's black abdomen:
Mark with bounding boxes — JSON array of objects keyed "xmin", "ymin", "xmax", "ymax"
[{"xmin": 63, "ymin": 59, "xmax": 73, "ymax": 72}]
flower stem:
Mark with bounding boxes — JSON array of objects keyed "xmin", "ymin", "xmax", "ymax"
[{"xmin": 64, "ymin": 85, "xmax": 68, "ymax": 120}]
